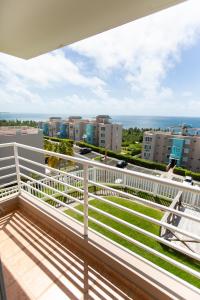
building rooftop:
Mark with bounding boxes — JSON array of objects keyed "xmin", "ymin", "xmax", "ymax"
[
  {"xmin": 145, "ymin": 125, "xmax": 200, "ymax": 138},
  {"xmin": 0, "ymin": 127, "xmax": 40, "ymax": 136}
]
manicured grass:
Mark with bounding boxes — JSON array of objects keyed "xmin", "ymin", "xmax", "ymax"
[
  {"xmin": 44, "ymin": 183, "xmax": 171, "ymax": 208},
  {"xmin": 65, "ymin": 196, "xmax": 200, "ymax": 288}
]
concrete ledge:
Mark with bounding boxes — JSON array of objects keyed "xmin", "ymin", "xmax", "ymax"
[
  {"xmin": 3, "ymin": 193, "xmax": 200, "ymax": 300},
  {"xmin": 0, "ymin": 194, "xmax": 19, "ymax": 217}
]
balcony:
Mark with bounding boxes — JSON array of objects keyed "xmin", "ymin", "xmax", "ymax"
[{"xmin": 0, "ymin": 142, "xmax": 200, "ymax": 299}]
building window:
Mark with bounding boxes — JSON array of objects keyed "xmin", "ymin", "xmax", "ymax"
[
  {"xmin": 144, "ymin": 144, "xmax": 151, "ymax": 150},
  {"xmin": 185, "ymin": 139, "xmax": 190, "ymax": 145},
  {"xmin": 145, "ymin": 137, "xmax": 152, "ymax": 142},
  {"xmin": 101, "ymin": 133, "xmax": 105, "ymax": 138},
  {"xmin": 101, "ymin": 127, "xmax": 105, "ymax": 131},
  {"xmin": 144, "ymin": 152, "xmax": 150, "ymax": 159},
  {"xmin": 101, "ymin": 140, "xmax": 105, "ymax": 144},
  {"xmin": 184, "ymin": 148, "xmax": 189, "ymax": 154}
]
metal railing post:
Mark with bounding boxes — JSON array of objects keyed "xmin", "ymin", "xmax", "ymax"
[
  {"xmin": 83, "ymin": 164, "xmax": 89, "ymax": 237},
  {"xmin": 14, "ymin": 143, "xmax": 21, "ymax": 194}
]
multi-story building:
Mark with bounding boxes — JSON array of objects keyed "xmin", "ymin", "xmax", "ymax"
[
  {"xmin": 41, "ymin": 115, "xmax": 122, "ymax": 152},
  {"xmin": 0, "ymin": 127, "xmax": 44, "ymax": 184},
  {"xmin": 142, "ymin": 125, "xmax": 200, "ymax": 172},
  {"xmin": 97, "ymin": 116, "xmax": 122, "ymax": 152}
]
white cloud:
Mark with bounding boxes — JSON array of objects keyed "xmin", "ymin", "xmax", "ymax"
[
  {"xmin": 0, "ymin": 51, "xmax": 105, "ymax": 89},
  {"xmin": 1, "ymin": 0, "xmax": 200, "ymax": 116},
  {"xmin": 0, "ymin": 50, "xmax": 106, "ymax": 111},
  {"xmin": 55, "ymin": 93, "xmax": 200, "ymax": 117},
  {"xmin": 71, "ymin": 0, "xmax": 200, "ymax": 100}
]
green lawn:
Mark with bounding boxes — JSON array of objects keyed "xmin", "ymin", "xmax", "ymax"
[
  {"xmin": 44, "ymin": 183, "xmax": 171, "ymax": 208},
  {"xmin": 65, "ymin": 196, "xmax": 200, "ymax": 288}
]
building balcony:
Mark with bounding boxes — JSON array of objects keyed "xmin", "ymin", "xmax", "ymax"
[{"xmin": 0, "ymin": 142, "xmax": 200, "ymax": 299}]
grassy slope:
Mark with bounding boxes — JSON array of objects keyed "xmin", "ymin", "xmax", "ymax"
[{"xmin": 66, "ymin": 196, "xmax": 200, "ymax": 288}]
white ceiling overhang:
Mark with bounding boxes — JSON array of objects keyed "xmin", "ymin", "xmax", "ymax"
[{"xmin": 0, "ymin": 0, "xmax": 185, "ymax": 59}]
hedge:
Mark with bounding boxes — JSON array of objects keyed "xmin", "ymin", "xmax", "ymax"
[
  {"xmin": 44, "ymin": 136, "xmax": 74, "ymax": 146},
  {"xmin": 173, "ymin": 167, "xmax": 186, "ymax": 177},
  {"xmin": 76, "ymin": 141, "xmax": 167, "ymax": 171},
  {"xmin": 174, "ymin": 167, "xmax": 200, "ymax": 182}
]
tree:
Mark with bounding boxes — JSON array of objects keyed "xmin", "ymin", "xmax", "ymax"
[{"xmin": 44, "ymin": 139, "xmax": 74, "ymax": 169}]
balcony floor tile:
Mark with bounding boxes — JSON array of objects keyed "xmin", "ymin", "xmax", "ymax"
[{"xmin": 0, "ymin": 210, "xmax": 133, "ymax": 300}]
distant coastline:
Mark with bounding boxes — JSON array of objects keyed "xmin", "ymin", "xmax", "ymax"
[{"xmin": 0, "ymin": 112, "xmax": 200, "ymax": 129}]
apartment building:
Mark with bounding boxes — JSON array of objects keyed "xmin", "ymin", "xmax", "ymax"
[
  {"xmin": 142, "ymin": 125, "xmax": 200, "ymax": 172},
  {"xmin": 97, "ymin": 117, "xmax": 122, "ymax": 152},
  {"xmin": 41, "ymin": 115, "xmax": 122, "ymax": 152},
  {"xmin": 0, "ymin": 127, "xmax": 44, "ymax": 184}
]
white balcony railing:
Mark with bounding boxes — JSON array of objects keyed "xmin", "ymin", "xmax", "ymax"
[{"xmin": 0, "ymin": 142, "xmax": 200, "ymax": 292}]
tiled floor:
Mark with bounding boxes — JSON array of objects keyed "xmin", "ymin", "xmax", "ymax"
[{"xmin": 0, "ymin": 211, "xmax": 133, "ymax": 300}]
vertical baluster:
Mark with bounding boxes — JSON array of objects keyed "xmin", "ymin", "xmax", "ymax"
[{"xmin": 83, "ymin": 164, "xmax": 89, "ymax": 237}]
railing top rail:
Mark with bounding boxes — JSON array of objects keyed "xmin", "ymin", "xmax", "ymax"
[
  {"xmin": 0, "ymin": 142, "xmax": 15, "ymax": 148},
  {"xmin": 14, "ymin": 142, "xmax": 200, "ymax": 194},
  {"xmin": 1, "ymin": 141, "xmax": 200, "ymax": 194}
]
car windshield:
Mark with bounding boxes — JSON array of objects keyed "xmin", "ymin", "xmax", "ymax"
[{"xmin": 185, "ymin": 179, "xmax": 192, "ymax": 182}]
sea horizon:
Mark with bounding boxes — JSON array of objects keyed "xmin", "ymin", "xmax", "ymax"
[{"xmin": 1, "ymin": 112, "xmax": 200, "ymax": 129}]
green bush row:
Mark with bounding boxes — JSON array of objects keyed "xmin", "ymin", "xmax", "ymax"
[
  {"xmin": 44, "ymin": 136, "xmax": 74, "ymax": 146},
  {"xmin": 174, "ymin": 167, "xmax": 200, "ymax": 181},
  {"xmin": 76, "ymin": 141, "xmax": 167, "ymax": 171}
]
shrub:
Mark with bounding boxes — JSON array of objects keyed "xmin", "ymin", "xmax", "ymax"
[
  {"xmin": 173, "ymin": 167, "xmax": 186, "ymax": 177},
  {"xmin": 174, "ymin": 166, "xmax": 200, "ymax": 182},
  {"xmin": 44, "ymin": 136, "xmax": 74, "ymax": 146}
]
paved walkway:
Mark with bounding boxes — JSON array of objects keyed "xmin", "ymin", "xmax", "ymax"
[{"xmin": 170, "ymin": 207, "xmax": 200, "ymax": 254}]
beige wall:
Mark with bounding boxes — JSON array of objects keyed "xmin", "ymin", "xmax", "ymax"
[
  {"xmin": 142, "ymin": 131, "xmax": 200, "ymax": 172},
  {"xmin": 98, "ymin": 124, "xmax": 122, "ymax": 152},
  {"xmin": 111, "ymin": 124, "xmax": 122, "ymax": 153}
]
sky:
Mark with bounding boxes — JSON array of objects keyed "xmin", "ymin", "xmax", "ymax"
[{"xmin": 0, "ymin": 0, "xmax": 200, "ymax": 116}]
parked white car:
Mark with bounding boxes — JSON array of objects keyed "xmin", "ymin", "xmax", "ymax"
[{"xmin": 183, "ymin": 176, "xmax": 193, "ymax": 186}]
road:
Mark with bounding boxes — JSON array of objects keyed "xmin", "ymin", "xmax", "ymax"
[
  {"xmin": 73, "ymin": 145, "xmax": 162, "ymax": 176},
  {"xmin": 73, "ymin": 145, "xmax": 200, "ymax": 187},
  {"xmin": 46, "ymin": 143, "xmax": 199, "ymax": 187}
]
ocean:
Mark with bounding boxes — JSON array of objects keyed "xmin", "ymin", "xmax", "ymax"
[{"xmin": 1, "ymin": 112, "xmax": 200, "ymax": 129}]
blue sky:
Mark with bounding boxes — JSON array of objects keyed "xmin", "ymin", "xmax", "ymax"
[{"xmin": 0, "ymin": 0, "xmax": 200, "ymax": 116}]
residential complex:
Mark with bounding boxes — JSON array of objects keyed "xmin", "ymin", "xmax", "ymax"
[
  {"xmin": 39, "ymin": 115, "xmax": 122, "ymax": 152},
  {"xmin": 142, "ymin": 124, "xmax": 200, "ymax": 172},
  {"xmin": 0, "ymin": 127, "xmax": 44, "ymax": 184}
]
